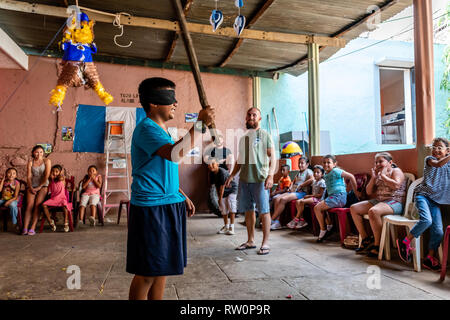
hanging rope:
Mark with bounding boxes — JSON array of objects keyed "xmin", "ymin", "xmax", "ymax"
[
  {"xmin": 78, "ymin": 6, "xmax": 133, "ymax": 48},
  {"xmin": 113, "ymin": 12, "xmax": 133, "ymax": 48}
]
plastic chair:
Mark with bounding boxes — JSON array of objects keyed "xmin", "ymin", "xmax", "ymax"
[
  {"xmin": 0, "ymin": 179, "xmax": 26, "ymax": 232},
  {"xmin": 39, "ymin": 177, "xmax": 75, "ymax": 233},
  {"xmin": 74, "ymin": 180, "xmax": 104, "ymax": 226},
  {"xmin": 440, "ymin": 226, "xmax": 450, "ymax": 281},
  {"xmin": 117, "ymin": 199, "xmax": 130, "ymax": 226},
  {"xmin": 378, "ymin": 178, "xmax": 423, "ymax": 271}
]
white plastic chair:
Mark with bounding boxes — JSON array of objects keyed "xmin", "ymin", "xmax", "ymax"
[
  {"xmin": 378, "ymin": 178, "xmax": 423, "ymax": 271},
  {"xmin": 362, "ymin": 173, "xmax": 415, "ymax": 248}
]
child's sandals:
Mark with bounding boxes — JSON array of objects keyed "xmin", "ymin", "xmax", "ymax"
[
  {"xmin": 50, "ymin": 219, "xmax": 56, "ymax": 232},
  {"xmin": 64, "ymin": 223, "xmax": 69, "ymax": 233}
]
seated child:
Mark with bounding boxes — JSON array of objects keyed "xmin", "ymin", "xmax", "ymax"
[
  {"xmin": 314, "ymin": 155, "xmax": 360, "ymax": 242},
  {"xmin": 287, "ymin": 165, "xmax": 326, "ymax": 230},
  {"xmin": 208, "ymin": 159, "xmax": 238, "ymax": 235},
  {"xmin": 271, "ymin": 156, "xmax": 314, "ymax": 230},
  {"xmin": 42, "ymin": 165, "xmax": 73, "ymax": 232},
  {"xmin": 270, "ymin": 165, "xmax": 292, "ymax": 199},
  {"xmin": 0, "ymin": 168, "xmax": 21, "ymax": 231},
  {"xmin": 397, "ymin": 137, "xmax": 450, "ymax": 270},
  {"xmin": 78, "ymin": 165, "xmax": 102, "ymax": 227}
]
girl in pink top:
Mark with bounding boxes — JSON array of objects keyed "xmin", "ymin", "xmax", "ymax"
[
  {"xmin": 78, "ymin": 165, "xmax": 102, "ymax": 226},
  {"xmin": 42, "ymin": 165, "xmax": 72, "ymax": 232}
]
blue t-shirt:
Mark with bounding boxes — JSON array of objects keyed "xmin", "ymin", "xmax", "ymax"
[
  {"xmin": 130, "ymin": 117, "xmax": 185, "ymax": 207},
  {"xmin": 323, "ymin": 168, "xmax": 346, "ymax": 195},
  {"xmin": 415, "ymin": 156, "xmax": 450, "ymax": 205}
]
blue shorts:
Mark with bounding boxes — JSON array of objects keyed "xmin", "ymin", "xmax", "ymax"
[
  {"xmin": 295, "ymin": 192, "xmax": 306, "ymax": 200},
  {"xmin": 325, "ymin": 192, "xmax": 347, "ymax": 208},
  {"xmin": 368, "ymin": 199, "xmax": 403, "ymax": 215},
  {"xmin": 126, "ymin": 202, "xmax": 187, "ymax": 277},
  {"xmin": 237, "ymin": 181, "xmax": 270, "ymax": 214}
]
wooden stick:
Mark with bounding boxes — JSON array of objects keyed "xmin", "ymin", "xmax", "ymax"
[{"xmin": 171, "ymin": 0, "xmax": 217, "ymax": 136}]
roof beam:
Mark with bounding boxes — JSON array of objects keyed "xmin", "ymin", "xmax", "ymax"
[
  {"xmin": 0, "ymin": 0, "xmax": 346, "ymax": 47},
  {"xmin": 266, "ymin": 0, "xmax": 398, "ymax": 73},
  {"xmin": 0, "ymin": 26, "xmax": 28, "ymax": 70},
  {"xmin": 165, "ymin": 0, "xmax": 193, "ymax": 62},
  {"xmin": 219, "ymin": 0, "xmax": 275, "ymax": 68}
]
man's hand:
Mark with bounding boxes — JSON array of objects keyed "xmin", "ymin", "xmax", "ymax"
[
  {"xmin": 225, "ymin": 176, "xmax": 233, "ymax": 188},
  {"xmin": 185, "ymin": 196, "xmax": 196, "ymax": 217},
  {"xmin": 4, "ymin": 200, "xmax": 12, "ymax": 207},
  {"xmin": 197, "ymin": 105, "xmax": 215, "ymax": 127},
  {"xmin": 264, "ymin": 175, "xmax": 273, "ymax": 190}
]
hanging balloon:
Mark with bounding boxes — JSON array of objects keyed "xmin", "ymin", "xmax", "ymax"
[
  {"xmin": 233, "ymin": 14, "xmax": 246, "ymax": 36},
  {"xmin": 209, "ymin": 9, "xmax": 223, "ymax": 32},
  {"xmin": 235, "ymin": 0, "xmax": 244, "ymax": 8}
]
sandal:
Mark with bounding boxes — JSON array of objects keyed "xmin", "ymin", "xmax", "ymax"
[
  {"xmin": 21, "ymin": 228, "xmax": 28, "ymax": 235},
  {"xmin": 257, "ymin": 246, "xmax": 270, "ymax": 255},
  {"xmin": 50, "ymin": 220, "xmax": 56, "ymax": 232},
  {"xmin": 366, "ymin": 245, "xmax": 379, "ymax": 258},
  {"xmin": 27, "ymin": 229, "xmax": 36, "ymax": 236},
  {"xmin": 355, "ymin": 237, "xmax": 373, "ymax": 254},
  {"xmin": 235, "ymin": 243, "xmax": 256, "ymax": 250},
  {"xmin": 64, "ymin": 223, "xmax": 69, "ymax": 233}
]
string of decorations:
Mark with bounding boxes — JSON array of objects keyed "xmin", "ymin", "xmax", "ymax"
[{"xmin": 209, "ymin": 0, "xmax": 246, "ymax": 36}]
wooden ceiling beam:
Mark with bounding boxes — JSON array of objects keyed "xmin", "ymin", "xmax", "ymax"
[
  {"xmin": 165, "ymin": 0, "xmax": 193, "ymax": 62},
  {"xmin": 219, "ymin": 0, "xmax": 275, "ymax": 68},
  {"xmin": 0, "ymin": 0, "xmax": 346, "ymax": 47},
  {"xmin": 266, "ymin": 0, "xmax": 398, "ymax": 73}
]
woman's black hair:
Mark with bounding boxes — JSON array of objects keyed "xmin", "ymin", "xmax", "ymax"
[
  {"xmin": 313, "ymin": 165, "xmax": 325, "ymax": 175},
  {"xmin": 88, "ymin": 165, "xmax": 98, "ymax": 171},
  {"xmin": 31, "ymin": 145, "xmax": 45, "ymax": 157},
  {"xmin": 375, "ymin": 152, "xmax": 398, "ymax": 168}
]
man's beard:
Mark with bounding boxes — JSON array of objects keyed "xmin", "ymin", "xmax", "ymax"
[{"xmin": 246, "ymin": 121, "xmax": 258, "ymax": 129}]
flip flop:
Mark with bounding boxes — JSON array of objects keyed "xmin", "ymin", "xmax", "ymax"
[
  {"xmin": 27, "ymin": 229, "xmax": 36, "ymax": 236},
  {"xmin": 257, "ymin": 246, "xmax": 270, "ymax": 255},
  {"xmin": 235, "ymin": 243, "xmax": 256, "ymax": 250}
]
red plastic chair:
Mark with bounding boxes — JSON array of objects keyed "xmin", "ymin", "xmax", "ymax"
[
  {"xmin": 282, "ymin": 199, "xmax": 320, "ymax": 236},
  {"xmin": 39, "ymin": 177, "xmax": 75, "ymax": 233},
  {"xmin": 326, "ymin": 173, "xmax": 370, "ymax": 244},
  {"xmin": 440, "ymin": 226, "xmax": 450, "ymax": 282},
  {"xmin": 0, "ymin": 179, "xmax": 26, "ymax": 232}
]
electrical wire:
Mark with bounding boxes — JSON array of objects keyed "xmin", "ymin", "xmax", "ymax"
[{"xmin": 324, "ymin": 12, "xmax": 447, "ymax": 64}]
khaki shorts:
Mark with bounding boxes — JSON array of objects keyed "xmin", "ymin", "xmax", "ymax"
[{"xmin": 80, "ymin": 194, "xmax": 100, "ymax": 207}]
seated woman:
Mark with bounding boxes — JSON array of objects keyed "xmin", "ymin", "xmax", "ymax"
[
  {"xmin": 270, "ymin": 156, "xmax": 314, "ymax": 230},
  {"xmin": 350, "ymin": 152, "xmax": 406, "ymax": 258},
  {"xmin": 22, "ymin": 145, "xmax": 51, "ymax": 236}
]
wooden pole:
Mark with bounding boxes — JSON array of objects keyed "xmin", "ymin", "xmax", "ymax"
[{"xmin": 171, "ymin": 0, "xmax": 217, "ymax": 137}]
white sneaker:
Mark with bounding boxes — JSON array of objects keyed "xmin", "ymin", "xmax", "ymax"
[
  {"xmin": 88, "ymin": 216, "xmax": 96, "ymax": 226},
  {"xmin": 217, "ymin": 226, "xmax": 228, "ymax": 234},
  {"xmin": 63, "ymin": 223, "xmax": 69, "ymax": 232},
  {"xmin": 287, "ymin": 219, "xmax": 299, "ymax": 229},
  {"xmin": 226, "ymin": 228, "xmax": 235, "ymax": 235},
  {"xmin": 270, "ymin": 220, "xmax": 282, "ymax": 230},
  {"xmin": 295, "ymin": 219, "xmax": 308, "ymax": 229}
]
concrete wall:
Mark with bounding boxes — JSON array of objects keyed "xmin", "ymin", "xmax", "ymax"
[
  {"xmin": 260, "ymin": 39, "xmax": 449, "ymax": 156},
  {"xmin": 0, "ymin": 56, "xmax": 252, "ymax": 212}
]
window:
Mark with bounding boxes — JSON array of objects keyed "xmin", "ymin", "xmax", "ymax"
[{"xmin": 378, "ymin": 65, "xmax": 415, "ymax": 145}]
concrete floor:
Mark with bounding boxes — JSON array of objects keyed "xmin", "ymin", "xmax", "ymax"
[{"xmin": 0, "ymin": 213, "xmax": 449, "ymax": 300}]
